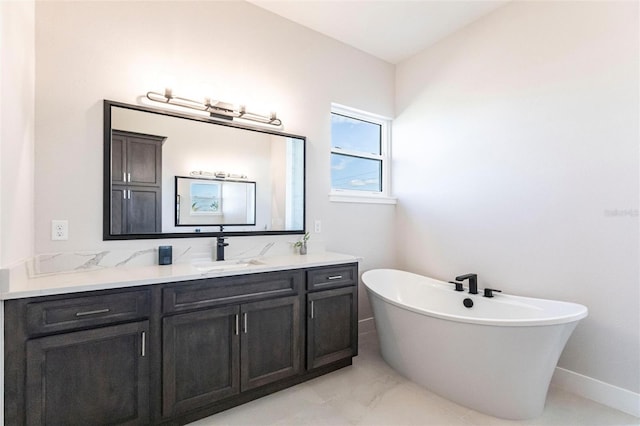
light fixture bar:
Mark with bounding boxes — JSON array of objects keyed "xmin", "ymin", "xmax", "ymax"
[{"xmin": 145, "ymin": 90, "xmax": 282, "ymax": 126}]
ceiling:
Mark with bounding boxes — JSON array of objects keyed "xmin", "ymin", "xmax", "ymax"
[{"xmin": 248, "ymin": 1, "xmax": 509, "ymax": 64}]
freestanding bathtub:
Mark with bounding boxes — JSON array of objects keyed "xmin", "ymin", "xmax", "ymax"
[{"xmin": 362, "ymin": 269, "xmax": 588, "ymax": 420}]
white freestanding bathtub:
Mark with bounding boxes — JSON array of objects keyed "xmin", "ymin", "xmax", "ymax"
[{"xmin": 362, "ymin": 269, "xmax": 588, "ymax": 420}]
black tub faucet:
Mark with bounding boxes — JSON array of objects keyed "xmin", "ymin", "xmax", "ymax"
[
  {"xmin": 484, "ymin": 288, "xmax": 502, "ymax": 298},
  {"xmin": 448, "ymin": 281, "xmax": 464, "ymax": 292},
  {"xmin": 455, "ymin": 273, "xmax": 478, "ymax": 295}
]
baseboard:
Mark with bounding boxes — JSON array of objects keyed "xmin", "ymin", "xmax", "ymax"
[
  {"xmin": 358, "ymin": 317, "xmax": 376, "ymax": 334},
  {"xmin": 552, "ymin": 367, "xmax": 640, "ymax": 418}
]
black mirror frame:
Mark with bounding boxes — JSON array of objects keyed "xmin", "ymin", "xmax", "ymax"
[{"xmin": 103, "ymin": 99, "xmax": 306, "ymax": 240}]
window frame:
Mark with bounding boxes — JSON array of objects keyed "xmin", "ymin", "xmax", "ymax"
[{"xmin": 329, "ymin": 103, "xmax": 395, "ymax": 204}]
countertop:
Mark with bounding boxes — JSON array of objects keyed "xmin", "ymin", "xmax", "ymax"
[{"xmin": 0, "ymin": 252, "xmax": 360, "ymax": 300}]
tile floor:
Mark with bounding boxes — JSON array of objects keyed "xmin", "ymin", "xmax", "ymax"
[{"xmin": 191, "ymin": 331, "xmax": 639, "ymax": 426}]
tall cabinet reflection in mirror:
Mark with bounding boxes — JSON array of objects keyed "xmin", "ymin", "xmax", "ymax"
[
  {"xmin": 103, "ymin": 100, "xmax": 306, "ymax": 240},
  {"xmin": 111, "ymin": 130, "xmax": 165, "ymax": 234}
]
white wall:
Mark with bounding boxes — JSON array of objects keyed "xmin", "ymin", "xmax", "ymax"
[
  {"xmin": 33, "ymin": 1, "xmax": 396, "ymax": 319},
  {"xmin": 395, "ymin": 1, "xmax": 639, "ymax": 394},
  {"xmin": 0, "ymin": 0, "xmax": 35, "ymax": 268}
]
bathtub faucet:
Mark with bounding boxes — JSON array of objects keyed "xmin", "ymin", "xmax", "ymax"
[{"xmin": 455, "ymin": 273, "xmax": 478, "ymax": 295}]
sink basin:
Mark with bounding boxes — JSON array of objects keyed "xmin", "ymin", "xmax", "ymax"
[{"xmin": 191, "ymin": 259, "xmax": 264, "ymax": 272}]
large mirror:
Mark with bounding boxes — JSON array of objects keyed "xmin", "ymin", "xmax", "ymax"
[{"xmin": 103, "ymin": 100, "xmax": 305, "ymax": 240}]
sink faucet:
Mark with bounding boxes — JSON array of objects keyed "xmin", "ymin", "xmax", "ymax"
[
  {"xmin": 455, "ymin": 273, "xmax": 478, "ymax": 295},
  {"xmin": 216, "ymin": 236, "xmax": 229, "ymax": 261}
]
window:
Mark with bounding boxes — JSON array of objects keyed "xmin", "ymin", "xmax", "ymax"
[{"xmin": 330, "ymin": 104, "xmax": 394, "ymax": 204}]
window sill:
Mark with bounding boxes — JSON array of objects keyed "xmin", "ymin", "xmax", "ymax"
[{"xmin": 329, "ymin": 193, "xmax": 397, "ymax": 205}]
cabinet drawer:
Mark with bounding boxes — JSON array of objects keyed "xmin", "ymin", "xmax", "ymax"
[
  {"xmin": 163, "ymin": 270, "xmax": 303, "ymax": 313},
  {"xmin": 307, "ymin": 264, "xmax": 357, "ymax": 291},
  {"xmin": 26, "ymin": 290, "xmax": 150, "ymax": 335}
]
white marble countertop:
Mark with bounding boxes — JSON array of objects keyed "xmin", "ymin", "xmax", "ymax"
[{"xmin": 1, "ymin": 252, "xmax": 360, "ymax": 300}]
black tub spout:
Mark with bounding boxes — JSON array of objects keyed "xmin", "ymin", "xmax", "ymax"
[{"xmin": 455, "ymin": 273, "xmax": 478, "ymax": 295}]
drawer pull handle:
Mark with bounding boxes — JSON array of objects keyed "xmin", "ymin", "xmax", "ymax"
[
  {"xmin": 327, "ymin": 275, "xmax": 343, "ymax": 280},
  {"xmin": 75, "ymin": 308, "xmax": 110, "ymax": 317},
  {"xmin": 310, "ymin": 301, "xmax": 314, "ymax": 319}
]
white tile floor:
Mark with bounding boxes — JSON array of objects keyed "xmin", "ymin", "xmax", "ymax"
[{"xmin": 191, "ymin": 331, "xmax": 639, "ymax": 426}]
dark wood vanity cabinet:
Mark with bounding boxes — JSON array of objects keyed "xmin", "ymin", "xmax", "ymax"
[
  {"xmin": 161, "ymin": 271, "xmax": 303, "ymax": 418},
  {"xmin": 4, "ymin": 263, "xmax": 358, "ymax": 426},
  {"xmin": 111, "ymin": 130, "xmax": 164, "ymax": 234},
  {"xmin": 5, "ymin": 288, "xmax": 152, "ymax": 426},
  {"xmin": 306, "ymin": 266, "xmax": 358, "ymax": 370}
]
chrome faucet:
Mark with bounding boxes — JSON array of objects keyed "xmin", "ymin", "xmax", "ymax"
[{"xmin": 455, "ymin": 273, "xmax": 478, "ymax": 295}]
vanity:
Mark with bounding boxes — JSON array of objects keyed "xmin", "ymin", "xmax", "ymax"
[
  {"xmin": 2, "ymin": 98, "xmax": 357, "ymax": 424},
  {"xmin": 3, "ymin": 254, "xmax": 359, "ymax": 425}
]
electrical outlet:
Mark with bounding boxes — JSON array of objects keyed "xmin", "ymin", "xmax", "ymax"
[
  {"xmin": 314, "ymin": 220, "xmax": 322, "ymax": 233},
  {"xmin": 51, "ymin": 220, "xmax": 68, "ymax": 241}
]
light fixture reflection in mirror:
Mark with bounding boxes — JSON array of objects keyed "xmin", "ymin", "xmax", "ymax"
[{"xmin": 103, "ymin": 100, "xmax": 305, "ymax": 240}]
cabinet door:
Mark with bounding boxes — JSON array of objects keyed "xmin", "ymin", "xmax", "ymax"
[
  {"xmin": 111, "ymin": 187, "xmax": 127, "ymax": 234},
  {"xmin": 241, "ymin": 296, "xmax": 301, "ymax": 391},
  {"xmin": 111, "ymin": 132, "xmax": 126, "ymax": 185},
  {"xmin": 162, "ymin": 306, "xmax": 240, "ymax": 417},
  {"xmin": 25, "ymin": 321, "xmax": 149, "ymax": 426},
  {"xmin": 127, "ymin": 187, "xmax": 161, "ymax": 233},
  {"xmin": 126, "ymin": 136, "xmax": 162, "ymax": 186},
  {"xmin": 307, "ymin": 287, "xmax": 357, "ymax": 370},
  {"xmin": 111, "ymin": 186, "xmax": 161, "ymax": 234}
]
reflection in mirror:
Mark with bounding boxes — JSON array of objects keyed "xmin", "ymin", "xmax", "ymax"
[
  {"xmin": 175, "ymin": 176, "xmax": 256, "ymax": 227},
  {"xmin": 104, "ymin": 100, "xmax": 305, "ymax": 240}
]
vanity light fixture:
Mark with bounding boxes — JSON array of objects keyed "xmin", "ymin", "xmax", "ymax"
[
  {"xmin": 146, "ymin": 89, "xmax": 283, "ymax": 127},
  {"xmin": 189, "ymin": 170, "xmax": 248, "ymax": 180}
]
